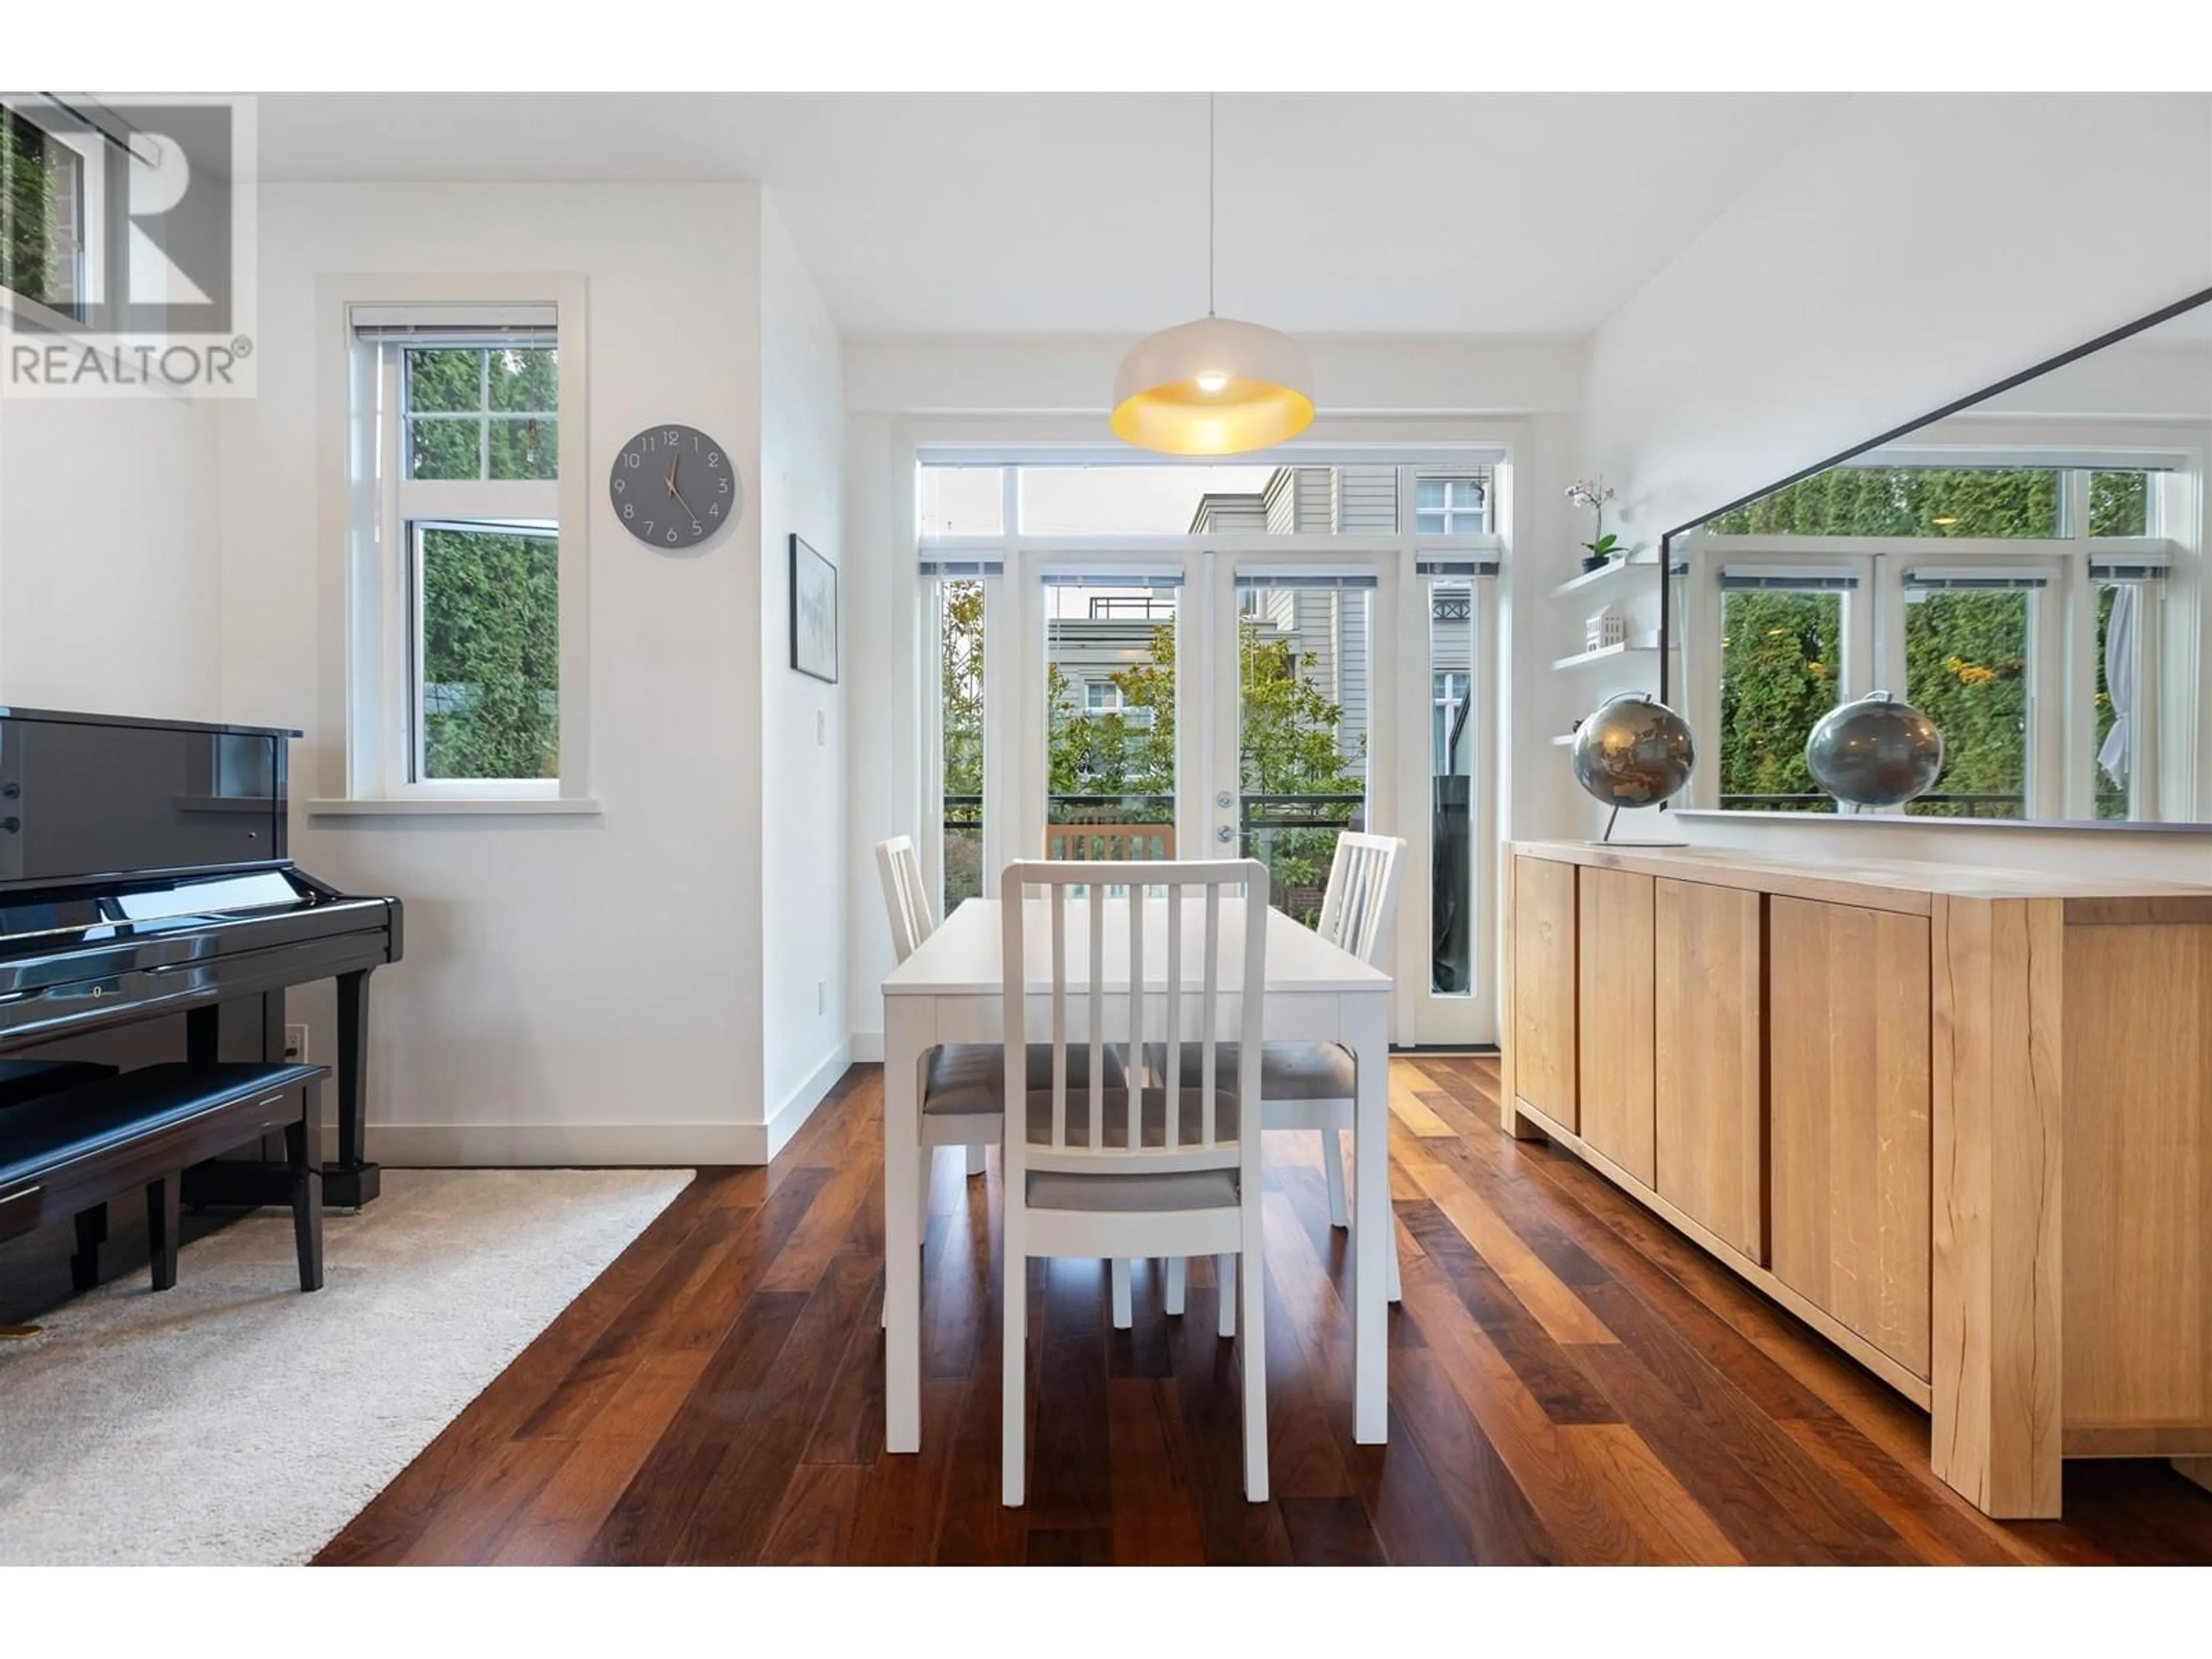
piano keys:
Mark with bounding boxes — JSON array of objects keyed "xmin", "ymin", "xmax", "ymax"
[{"xmin": 0, "ymin": 706, "xmax": 401, "ymax": 1207}]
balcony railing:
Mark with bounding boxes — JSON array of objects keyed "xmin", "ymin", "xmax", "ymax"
[
  {"xmin": 941, "ymin": 791, "xmax": 1366, "ymax": 919},
  {"xmin": 1241, "ymin": 792, "xmax": 1364, "ymax": 925}
]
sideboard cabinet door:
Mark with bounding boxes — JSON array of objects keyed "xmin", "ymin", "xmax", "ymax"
[
  {"xmin": 1577, "ymin": 866, "xmax": 1656, "ymax": 1187},
  {"xmin": 1768, "ymin": 896, "xmax": 1932, "ymax": 1378},
  {"xmin": 1655, "ymin": 877, "xmax": 1766, "ymax": 1262},
  {"xmin": 1511, "ymin": 854, "xmax": 1578, "ymax": 1130}
]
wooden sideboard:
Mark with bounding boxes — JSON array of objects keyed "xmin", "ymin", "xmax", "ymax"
[{"xmin": 1501, "ymin": 839, "xmax": 2212, "ymax": 1519}]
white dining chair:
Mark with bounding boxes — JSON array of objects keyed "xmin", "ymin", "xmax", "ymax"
[
  {"xmin": 1150, "ymin": 831, "xmax": 1407, "ymax": 1322},
  {"xmin": 1000, "ymin": 858, "xmax": 1271, "ymax": 1505},
  {"xmin": 876, "ymin": 836, "xmax": 1125, "ymax": 1223}
]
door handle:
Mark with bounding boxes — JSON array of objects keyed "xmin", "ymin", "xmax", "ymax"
[{"xmin": 1216, "ymin": 825, "xmax": 1234, "ymax": 844}]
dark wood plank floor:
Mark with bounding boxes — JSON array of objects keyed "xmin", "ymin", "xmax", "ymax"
[{"xmin": 316, "ymin": 1058, "xmax": 2212, "ymax": 1566}]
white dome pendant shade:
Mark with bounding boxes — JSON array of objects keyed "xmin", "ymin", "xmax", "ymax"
[
  {"xmin": 1111, "ymin": 94, "xmax": 1315, "ymax": 457},
  {"xmin": 1111, "ymin": 315, "xmax": 1315, "ymax": 456}
]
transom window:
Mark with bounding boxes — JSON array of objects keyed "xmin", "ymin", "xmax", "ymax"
[
  {"xmin": 1415, "ymin": 476, "xmax": 1488, "ymax": 535},
  {"xmin": 403, "ymin": 346, "xmax": 559, "ymax": 482}
]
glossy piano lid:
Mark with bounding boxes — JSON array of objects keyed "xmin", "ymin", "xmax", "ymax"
[{"xmin": 0, "ymin": 706, "xmax": 301, "ymax": 739}]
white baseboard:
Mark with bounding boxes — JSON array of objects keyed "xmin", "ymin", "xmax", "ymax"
[
  {"xmin": 747, "ymin": 1040, "xmax": 854, "ymax": 1163},
  {"xmin": 849, "ymin": 1031, "xmax": 884, "ymax": 1063},
  {"xmin": 364, "ymin": 1119, "xmax": 753, "ymax": 1169},
  {"xmin": 351, "ymin": 1044, "xmax": 862, "ymax": 1169}
]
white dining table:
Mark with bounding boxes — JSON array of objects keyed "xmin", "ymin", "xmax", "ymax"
[{"xmin": 880, "ymin": 893, "xmax": 1395, "ymax": 1452}]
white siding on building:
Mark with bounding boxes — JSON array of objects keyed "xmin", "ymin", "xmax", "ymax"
[
  {"xmin": 1335, "ymin": 466, "xmax": 1398, "ymax": 533},
  {"xmin": 1291, "ymin": 467, "xmax": 1334, "ymax": 532},
  {"xmin": 1189, "ymin": 494, "xmax": 1269, "ymax": 532},
  {"xmin": 1334, "ymin": 591, "xmax": 1370, "ymax": 769}
]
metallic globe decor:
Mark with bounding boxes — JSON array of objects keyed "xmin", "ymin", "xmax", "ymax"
[
  {"xmin": 1804, "ymin": 690, "xmax": 1945, "ymax": 810},
  {"xmin": 1570, "ymin": 691, "xmax": 1696, "ymax": 839}
]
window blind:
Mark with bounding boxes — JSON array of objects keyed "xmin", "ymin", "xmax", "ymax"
[
  {"xmin": 1414, "ymin": 555, "xmax": 1501, "ymax": 577},
  {"xmin": 1233, "ymin": 570, "xmax": 1380, "ymax": 590},
  {"xmin": 1719, "ymin": 564, "xmax": 1859, "ymax": 592},
  {"xmin": 2089, "ymin": 555, "xmax": 2171, "ymax": 581},
  {"xmin": 350, "ymin": 302, "xmax": 558, "ymax": 348},
  {"xmin": 1040, "ymin": 571, "xmax": 1183, "ymax": 589},
  {"xmin": 1902, "ymin": 567, "xmax": 2051, "ymax": 591},
  {"xmin": 918, "ymin": 555, "xmax": 1005, "ymax": 578}
]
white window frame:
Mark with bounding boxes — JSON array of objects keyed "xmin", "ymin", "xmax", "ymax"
[
  {"xmin": 1414, "ymin": 472, "xmax": 1489, "ymax": 536},
  {"xmin": 1680, "ymin": 455, "xmax": 2185, "ymax": 821},
  {"xmin": 313, "ymin": 273, "xmax": 595, "ymax": 815},
  {"xmin": 0, "ymin": 102, "xmax": 100, "ymax": 328},
  {"xmin": 906, "ymin": 437, "xmax": 1508, "ymax": 1044}
]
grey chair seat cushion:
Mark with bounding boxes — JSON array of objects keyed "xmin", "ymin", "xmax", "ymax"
[
  {"xmin": 1025, "ymin": 1167, "xmax": 1241, "ymax": 1214},
  {"xmin": 922, "ymin": 1043, "xmax": 1126, "ymax": 1116},
  {"xmin": 1143, "ymin": 1041, "xmax": 1356, "ymax": 1101},
  {"xmin": 1022, "ymin": 1085, "xmax": 1242, "ymax": 1150}
]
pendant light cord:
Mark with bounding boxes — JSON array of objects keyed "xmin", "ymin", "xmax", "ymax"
[{"xmin": 1207, "ymin": 92, "xmax": 1216, "ymax": 317}]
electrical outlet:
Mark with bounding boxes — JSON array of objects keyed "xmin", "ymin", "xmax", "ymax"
[
  {"xmin": 817, "ymin": 979, "xmax": 826, "ymax": 1016},
  {"xmin": 283, "ymin": 1023, "xmax": 309, "ymax": 1065},
  {"xmin": 815, "ymin": 709, "xmax": 827, "ymax": 747}
]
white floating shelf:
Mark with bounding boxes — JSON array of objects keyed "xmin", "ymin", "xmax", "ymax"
[
  {"xmin": 1548, "ymin": 555, "xmax": 1657, "ymax": 600},
  {"xmin": 1551, "ymin": 638, "xmax": 1660, "ymax": 672}
]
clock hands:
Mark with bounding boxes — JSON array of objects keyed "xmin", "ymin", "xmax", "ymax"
[{"xmin": 663, "ymin": 454, "xmax": 699, "ymax": 523}]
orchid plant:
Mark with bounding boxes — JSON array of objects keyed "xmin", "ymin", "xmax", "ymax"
[{"xmin": 1566, "ymin": 478, "xmax": 1620, "ymax": 570}]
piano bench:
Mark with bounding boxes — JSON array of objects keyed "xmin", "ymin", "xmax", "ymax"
[{"xmin": 0, "ymin": 1062, "xmax": 329, "ymax": 1295}]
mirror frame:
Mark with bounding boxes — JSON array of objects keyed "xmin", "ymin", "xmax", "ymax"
[{"xmin": 1658, "ymin": 283, "xmax": 2212, "ymax": 711}]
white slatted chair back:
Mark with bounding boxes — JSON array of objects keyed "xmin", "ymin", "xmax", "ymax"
[
  {"xmin": 1313, "ymin": 832, "xmax": 1407, "ymax": 968},
  {"xmin": 876, "ymin": 835, "xmax": 935, "ymax": 964},
  {"xmin": 1000, "ymin": 860, "xmax": 1268, "ymax": 1186}
]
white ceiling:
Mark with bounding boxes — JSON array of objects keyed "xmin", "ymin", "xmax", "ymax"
[{"xmin": 256, "ymin": 92, "xmax": 1849, "ymax": 337}]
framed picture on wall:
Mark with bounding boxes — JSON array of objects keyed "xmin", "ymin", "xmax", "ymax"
[{"xmin": 790, "ymin": 533, "xmax": 839, "ymax": 684}]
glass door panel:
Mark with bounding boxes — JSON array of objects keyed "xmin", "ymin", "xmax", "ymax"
[
  {"xmin": 1043, "ymin": 577, "xmax": 1180, "ymax": 863},
  {"xmin": 1718, "ymin": 587, "xmax": 1843, "ymax": 813},
  {"xmin": 1903, "ymin": 586, "xmax": 2031, "ymax": 819},
  {"xmin": 1234, "ymin": 581, "xmax": 1370, "ymax": 927},
  {"xmin": 1428, "ymin": 580, "xmax": 1475, "ymax": 996},
  {"xmin": 933, "ymin": 575, "xmax": 987, "ymax": 907}
]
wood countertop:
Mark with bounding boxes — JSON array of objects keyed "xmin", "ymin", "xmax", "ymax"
[{"xmin": 1509, "ymin": 839, "xmax": 2212, "ymax": 918}]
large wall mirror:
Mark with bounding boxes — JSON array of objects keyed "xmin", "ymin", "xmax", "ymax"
[{"xmin": 1660, "ymin": 287, "xmax": 2212, "ymax": 828}]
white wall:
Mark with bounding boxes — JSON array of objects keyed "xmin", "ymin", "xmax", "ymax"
[
  {"xmin": 1583, "ymin": 93, "xmax": 2212, "ymax": 544},
  {"xmin": 0, "ymin": 180, "xmax": 858, "ymax": 1164},
  {"xmin": 0, "ymin": 393, "xmax": 225, "ymax": 719},
  {"xmin": 757, "ymin": 193, "xmax": 850, "ymax": 1152},
  {"xmin": 849, "ymin": 334, "xmax": 1582, "ymax": 417},
  {"xmin": 220, "ymin": 181, "xmax": 786, "ymax": 1165},
  {"xmin": 1574, "ymin": 91, "xmax": 2212, "ymax": 862}
]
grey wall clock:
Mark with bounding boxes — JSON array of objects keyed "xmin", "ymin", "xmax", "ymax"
[{"xmin": 609, "ymin": 424, "xmax": 740, "ymax": 550}]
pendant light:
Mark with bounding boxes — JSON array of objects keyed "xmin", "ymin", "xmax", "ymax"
[{"xmin": 1111, "ymin": 94, "xmax": 1314, "ymax": 456}]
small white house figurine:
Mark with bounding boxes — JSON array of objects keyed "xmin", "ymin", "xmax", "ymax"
[{"xmin": 1585, "ymin": 607, "xmax": 1629, "ymax": 653}]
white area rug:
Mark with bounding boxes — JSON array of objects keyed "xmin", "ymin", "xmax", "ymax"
[{"xmin": 0, "ymin": 1166, "xmax": 691, "ymax": 1566}]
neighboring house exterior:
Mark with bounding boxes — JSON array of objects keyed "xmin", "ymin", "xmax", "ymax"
[{"xmin": 1047, "ymin": 464, "xmax": 1486, "ymax": 785}]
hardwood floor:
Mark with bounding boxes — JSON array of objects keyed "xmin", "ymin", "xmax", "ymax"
[{"xmin": 316, "ymin": 1058, "xmax": 2212, "ymax": 1566}]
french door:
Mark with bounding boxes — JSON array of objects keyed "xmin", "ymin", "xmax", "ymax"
[
  {"xmin": 991, "ymin": 548, "xmax": 1493, "ymax": 1046},
  {"xmin": 920, "ymin": 458, "xmax": 1503, "ymax": 1048}
]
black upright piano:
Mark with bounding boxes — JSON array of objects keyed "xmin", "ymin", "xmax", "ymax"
[{"xmin": 0, "ymin": 706, "xmax": 400, "ymax": 1208}]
